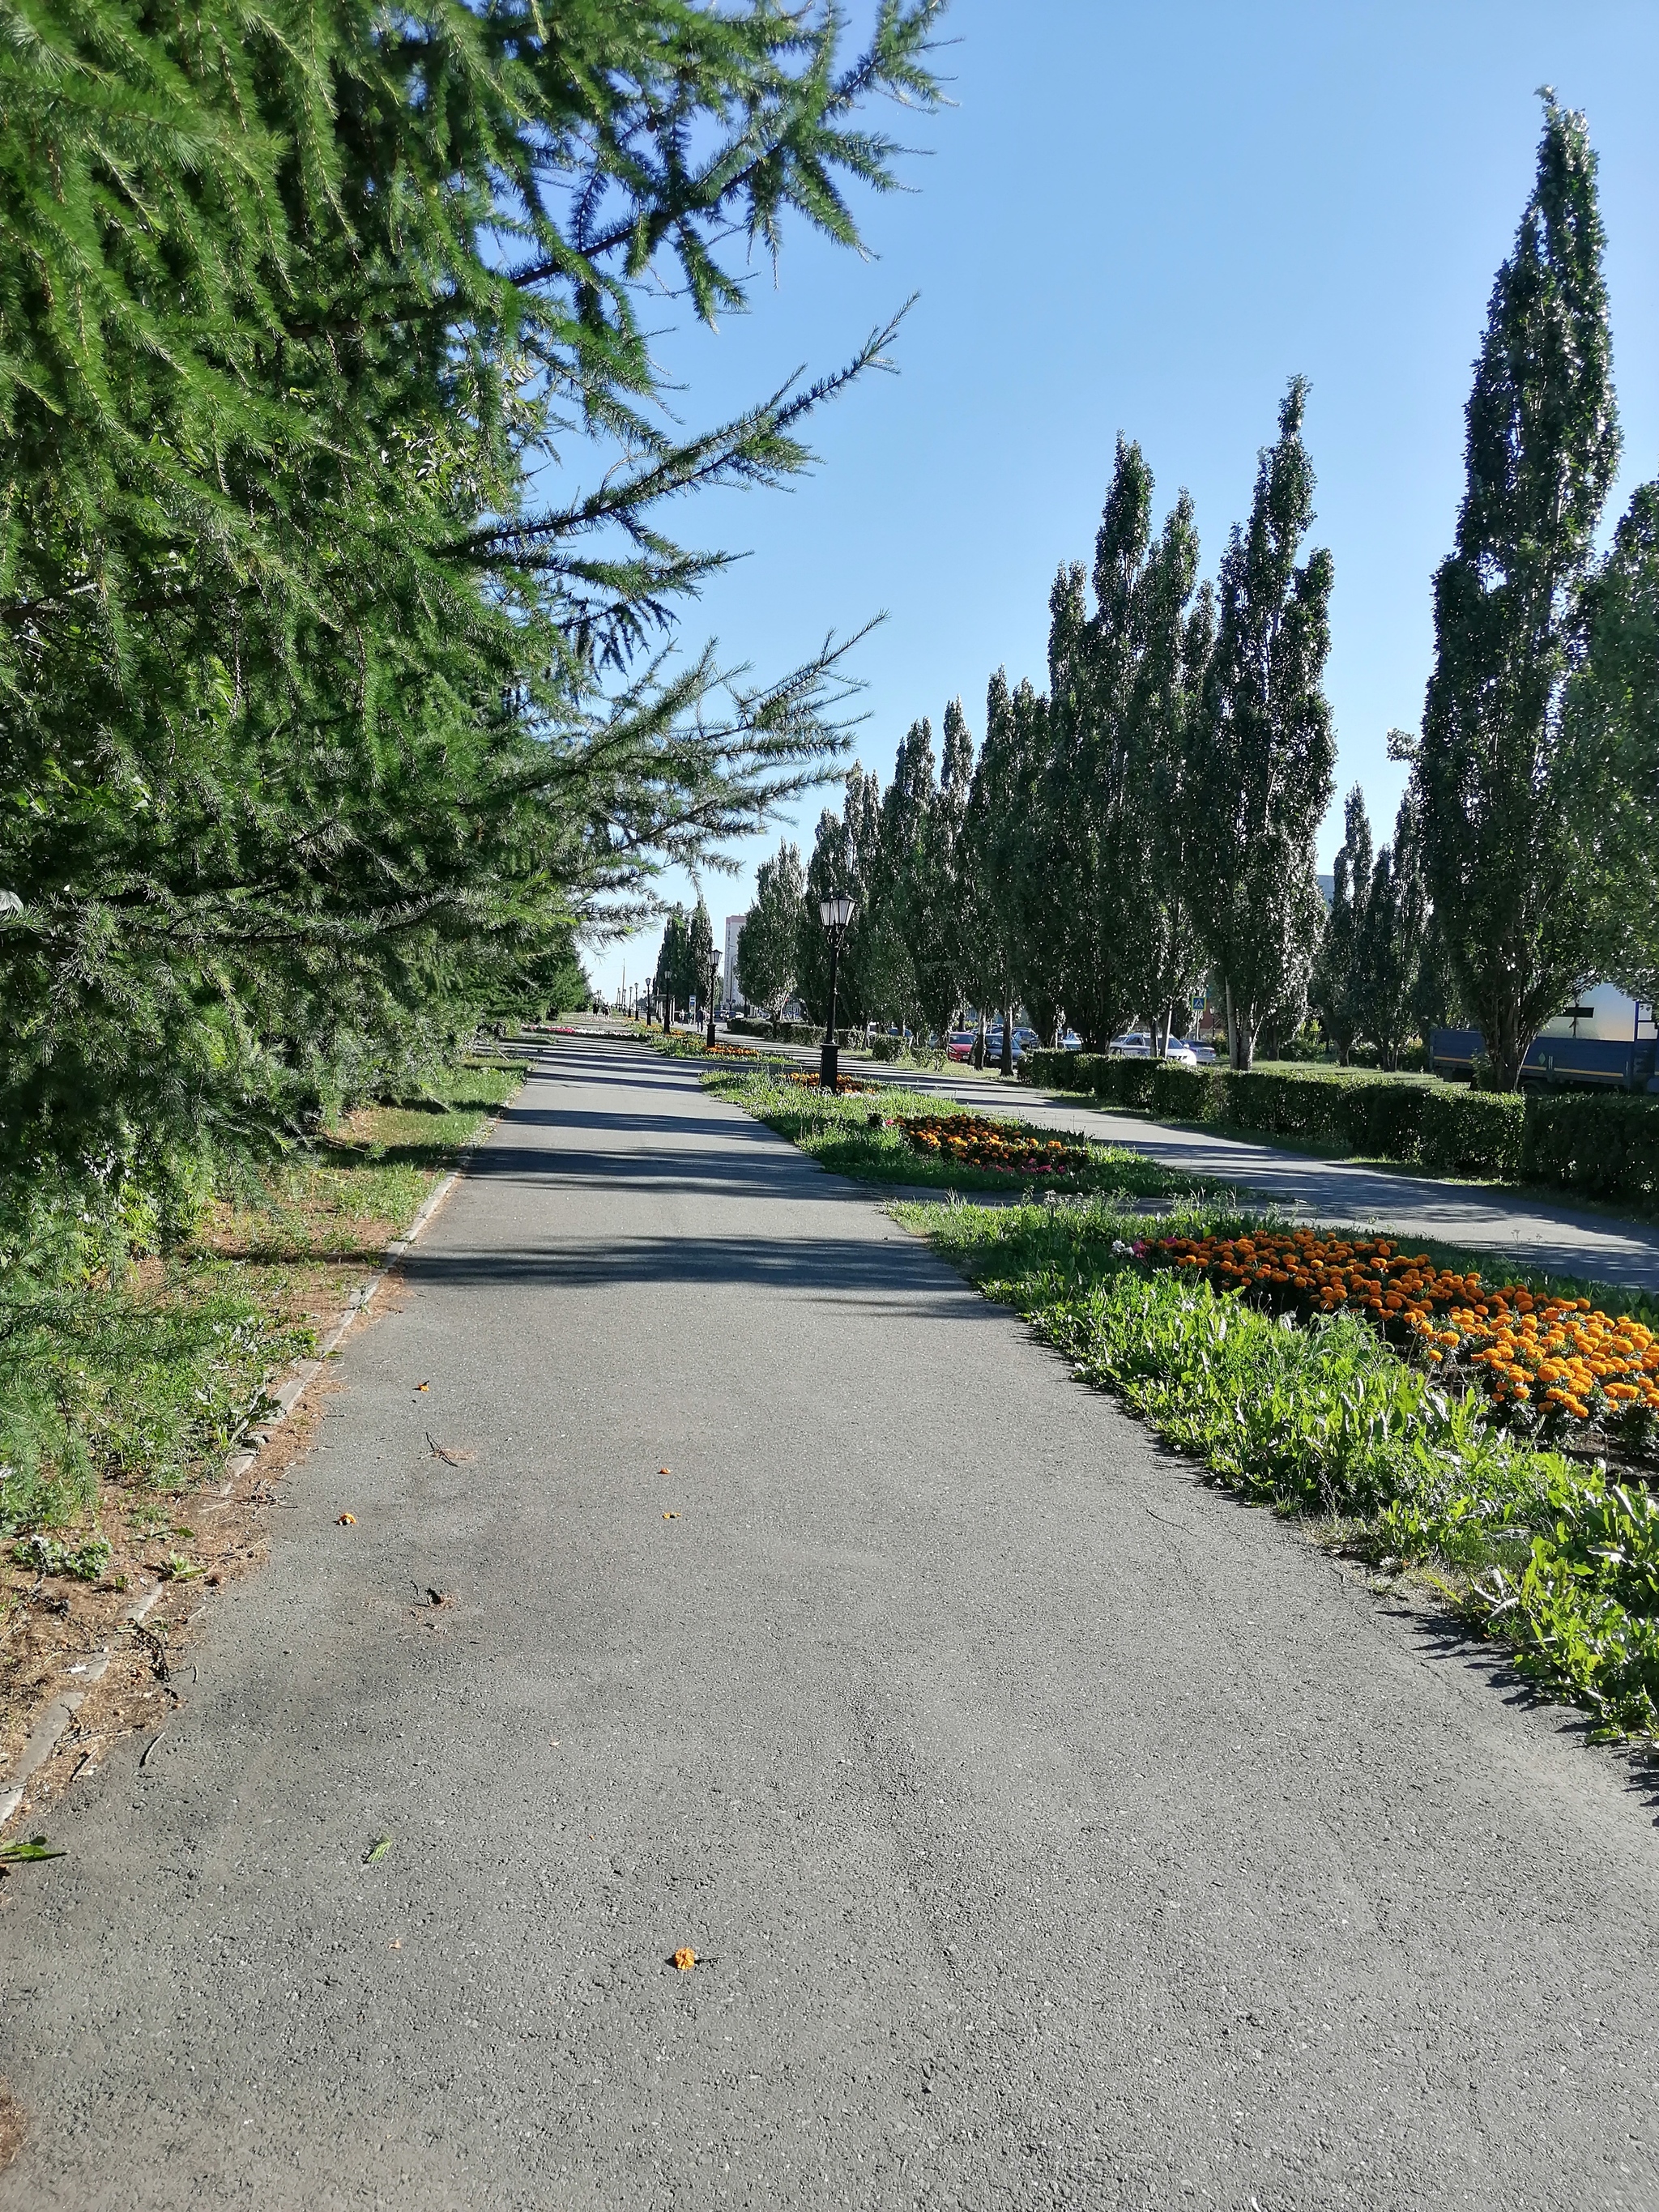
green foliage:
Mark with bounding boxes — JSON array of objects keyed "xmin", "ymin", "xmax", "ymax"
[
  {"xmin": 1308, "ymin": 786, "xmax": 1373, "ymax": 1062},
  {"xmin": 1360, "ymin": 786, "xmax": 1430, "ymax": 1070},
  {"xmin": 1186, "ymin": 379, "xmax": 1335, "ymax": 1069},
  {"xmin": 11, "ymin": 1532, "xmax": 114, "ymax": 1582},
  {"xmin": 0, "ymin": 1283, "xmax": 303, "ymax": 1538},
  {"xmin": 0, "ymin": 0, "xmax": 948, "ymax": 1245},
  {"xmin": 1415, "ymin": 94, "xmax": 1621, "ymax": 1089},
  {"xmin": 1522, "ymin": 1092, "xmax": 1659, "ymax": 1203},
  {"xmin": 736, "ymin": 842, "xmax": 804, "ymax": 1017}
]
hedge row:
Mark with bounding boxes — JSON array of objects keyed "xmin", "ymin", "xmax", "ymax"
[
  {"xmin": 727, "ymin": 1016, "xmax": 855, "ymax": 1046},
  {"xmin": 1023, "ymin": 1051, "xmax": 1525, "ymax": 1182},
  {"xmin": 1521, "ymin": 1093, "xmax": 1659, "ymax": 1204}
]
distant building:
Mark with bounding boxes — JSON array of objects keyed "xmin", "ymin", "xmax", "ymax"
[{"xmin": 723, "ymin": 912, "xmax": 747, "ymax": 1011}]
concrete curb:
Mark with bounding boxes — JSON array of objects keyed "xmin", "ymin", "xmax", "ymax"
[{"xmin": 0, "ymin": 1093, "xmax": 513, "ymax": 1835}]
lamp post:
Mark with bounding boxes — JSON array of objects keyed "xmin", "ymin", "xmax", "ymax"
[{"xmin": 817, "ymin": 889, "xmax": 855, "ymax": 1088}]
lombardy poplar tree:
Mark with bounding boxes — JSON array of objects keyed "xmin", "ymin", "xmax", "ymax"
[
  {"xmin": 962, "ymin": 673, "xmax": 1038, "ymax": 1060},
  {"xmin": 1573, "ymin": 484, "xmax": 1659, "ymax": 1005},
  {"xmin": 1115, "ymin": 484, "xmax": 1211, "ymax": 1052},
  {"xmin": 1309, "ymin": 787, "xmax": 1375, "ymax": 1063},
  {"xmin": 736, "ymin": 844, "xmax": 805, "ymax": 1019},
  {"xmin": 1187, "ymin": 378, "xmax": 1335, "ymax": 1071},
  {"xmin": 654, "ymin": 910, "xmax": 692, "ymax": 1029},
  {"xmin": 688, "ymin": 900, "xmax": 719, "ymax": 1037},
  {"xmin": 1361, "ymin": 791, "xmax": 1429, "ymax": 1070},
  {"xmin": 1414, "ymin": 95, "xmax": 1620, "ymax": 1089}
]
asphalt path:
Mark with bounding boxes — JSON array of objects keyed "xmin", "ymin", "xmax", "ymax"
[
  {"xmin": 748, "ymin": 1037, "xmax": 1659, "ymax": 1290},
  {"xmin": 5, "ymin": 1036, "xmax": 1659, "ymax": 2210}
]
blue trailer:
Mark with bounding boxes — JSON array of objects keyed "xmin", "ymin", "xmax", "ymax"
[{"xmin": 1430, "ymin": 1027, "xmax": 1659, "ymax": 1091}]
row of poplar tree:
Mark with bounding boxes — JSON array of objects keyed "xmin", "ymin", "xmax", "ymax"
[
  {"xmin": 0, "ymin": 0, "xmax": 946, "ymax": 1256},
  {"xmin": 733, "ymin": 96, "xmax": 1659, "ymax": 1089}
]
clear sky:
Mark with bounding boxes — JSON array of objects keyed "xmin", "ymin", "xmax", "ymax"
[{"xmin": 588, "ymin": 0, "xmax": 1659, "ymax": 1004}]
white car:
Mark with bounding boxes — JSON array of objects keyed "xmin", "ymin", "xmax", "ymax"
[{"xmin": 1110, "ymin": 1031, "xmax": 1197, "ymax": 1066}]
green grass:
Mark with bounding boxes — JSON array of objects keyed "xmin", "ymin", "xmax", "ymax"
[
  {"xmin": 702, "ymin": 1063, "xmax": 1217, "ymax": 1202},
  {"xmin": 898, "ymin": 1191, "xmax": 1659, "ymax": 1745},
  {"xmin": 0, "ymin": 1060, "xmax": 521, "ymax": 1541}
]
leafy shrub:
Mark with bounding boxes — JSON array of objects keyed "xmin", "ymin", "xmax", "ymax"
[
  {"xmin": 1419, "ymin": 1088, "xmax": 1524, "ymax": 1178},
  {"xmin": 1522, "ymin": 1092, "xmax": 1659, "ymax": 1202},
  {"xmin": 11, "ymin": 1532, "xmax": 113, "ymax": 1582}
]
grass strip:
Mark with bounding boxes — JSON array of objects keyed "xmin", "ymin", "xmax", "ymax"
[
  {"xmin": 0, "ymin": 1059, "xmax": 521, "ymax": 1541},
  {"xmin": 701, "ymin": 1063, "xmax": 1211, "ymax": 1202},
  {"xmin": 898, "ymin": 1193, "xmax": 1659, "ymax": 1745}
]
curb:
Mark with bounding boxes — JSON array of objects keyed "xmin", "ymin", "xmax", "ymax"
[{"xmin": 0, "ymin": 1094, "xmax": 514, "ymax": 1834}]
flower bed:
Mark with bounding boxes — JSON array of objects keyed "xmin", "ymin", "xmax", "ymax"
[
  {"xmin": 781, "ymin": 1070, "xmax": 878, "ymax": 1095},
  {"xmin": 1152, "ymin": 1227, "xmax": 1659, "ymax": 1451},
  {"xmin": 899, "ymin": 1112, "xmax": 1090, "ymax": 1178}
]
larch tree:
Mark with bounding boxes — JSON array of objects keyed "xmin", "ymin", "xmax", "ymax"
[
  {"xmin": 1187, "ymin": 377, "xmax": 1336, "ymax": 1072},
  {"xmin": 1413, "ymin": 94, "xmax": 1620, "ymax": 1089},
  {"xmin": 0, "ymin": 0, "xmax": 948, "ymax": 1246}
]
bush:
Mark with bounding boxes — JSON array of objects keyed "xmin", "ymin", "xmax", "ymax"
[
  {"xmin": 1523, "ymin": 1093, "xmax": 1659, "ymax": 1202},
  {"xmin": 1418, "ymin": 1088, "xmax": 1525, "ymax": 1178}
]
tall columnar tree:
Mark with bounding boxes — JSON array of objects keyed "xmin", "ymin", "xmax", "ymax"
[
  {"xmin": 800, "ymin": 765, "xmax": 889, "ymax": 1026},
  {"xmin": 1117, "ymin": 486, "xmax": 1211, "ymax": 1052},
  {"xmin": 1360, "ymin": 790, "xmax": 1430, "ymax": 1070},
  {"xmin": 1187, "ymin": 377, "xmax": 1336, "ymax": 1071},
  {"xmin": 655, "ymin": 908, "xmax": 692, "ymax": 1029},
  {"xmin": 1027, "ymin": 562, "xmax": 1122, "ymax": 1048},
  {"xmin": 1309, "ymin": 786, "xmax": 1375, "ymax": 1063},
  {"xmin": 689, "ymin": 898, "xmax": 719, "ymax": 1038},
  {"xmin": 963, "ymin": 672, "xmax": 1039, "ymax": 1062},
  {"xmin": 1414, "ymin": 94, "xmax": 1620, "ymax": 1089},
  {"xmin": 1567, "ymin": 483, "xmax": 1659, "ymax": 1008},
  {"xmin": 736, "ymin": 843, "xmax": 805, "ymax": 1019}
]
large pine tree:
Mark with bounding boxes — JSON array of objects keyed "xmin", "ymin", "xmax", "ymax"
[{"xmin": 1414, "ymin": 94, "xmax": 1620, "ymax": 1089}]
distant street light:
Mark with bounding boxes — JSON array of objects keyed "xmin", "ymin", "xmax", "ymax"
[{"xmin": 817, "ymin": 889, "xmax": 855, "ymax": 1088}]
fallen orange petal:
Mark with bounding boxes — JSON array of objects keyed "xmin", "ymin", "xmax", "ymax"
[
  {"xmin": 337, "ymin": 1512, "xmax": 356, "ymax": 1525},
  {"xmin": 672, "ymin": 1946, "xmax": 696, "ymax": 1971}
]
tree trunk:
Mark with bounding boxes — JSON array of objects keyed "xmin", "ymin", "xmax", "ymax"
[
  {"xmin": 972, "ymin": 1012, "xmax": 987, "ymax": 1070},
  {"xmin": 1000, "ymin": 1002, "xmax": 1014, "ymax": 1078},
  {"xmin": 1225, "ymin": 982, "xmax": 1238, "ymax": 1068}
]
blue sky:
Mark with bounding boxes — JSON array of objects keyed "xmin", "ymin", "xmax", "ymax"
[{"xmin": 589, "ymin": 0, "xmax": 1659, "ymax": 1003}]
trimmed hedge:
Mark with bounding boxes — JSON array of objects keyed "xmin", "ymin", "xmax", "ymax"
[
  {"xmin": 727, "ymin": 1016, "xmax": 855, "ymax": 1046},
  {"xmin": 1523, "ymin": 1093, "xmax": 1659, "ymax": 1203},
  {"xmin": 1021, "ymin": 1052, "xmax": 1526, "ymax": 1183}
]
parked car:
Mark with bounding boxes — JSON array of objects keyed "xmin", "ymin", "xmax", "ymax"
[
  {"xmin": 945, "ymin": 1030, "xmax": 977, "ymax": 1063},
  {"xmin": 1176, "ymin": 1038, "xmax": 1218, "ymax": 1065},
  {"xmin": 983, "ymin": 1025, "xmax": 1040, "ymax": 1065},
  {"xmin": 1111, "ymin": 1030, "xmax": 1198, "ymax": 1066},
  {"xmin": 1059, "ymin": 1029, "xmax": 1082, "ymax": 1051}
]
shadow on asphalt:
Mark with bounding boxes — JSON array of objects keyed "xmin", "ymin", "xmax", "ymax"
[{"xmin": 399, "ymin": 1232, "xmax": 983, "ymax": 1315}]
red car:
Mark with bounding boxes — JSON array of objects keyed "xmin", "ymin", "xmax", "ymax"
[{"xmin": 945, "ymin": 1030, "xmax": 977, "ymax": 1063}]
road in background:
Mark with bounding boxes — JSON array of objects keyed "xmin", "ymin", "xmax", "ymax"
[{"xmin": 4, "ymin": 1036, "xmax": 1657, "ymax": 2210}]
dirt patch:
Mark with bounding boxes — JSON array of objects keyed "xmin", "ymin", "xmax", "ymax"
[
  {"xmin": 0, "ymin": 1311, "xmax": 375, "ymax": 1831},
  {"xmin": 0, "ymin": 2079, "xmax": 23, "ymax": 2171}
]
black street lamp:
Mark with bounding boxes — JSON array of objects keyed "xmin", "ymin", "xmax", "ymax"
[{"xmin": 817, "ymin": 889, "xmax": 855, "ymax": 1088}]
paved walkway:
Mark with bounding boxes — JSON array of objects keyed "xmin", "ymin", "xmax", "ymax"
[
  {"xmin": 747, "ymin": 1038, "xmax": 1659, "ymax": 1290},
  {"xmin": 5, "ymin": 1038, "xmax": 1659, "ymax": 2209}
]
